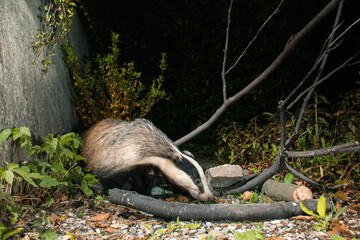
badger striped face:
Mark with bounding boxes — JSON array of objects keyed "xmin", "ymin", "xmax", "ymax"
[{"xmin": 176, "ymin": 152, "xmax": 214, "ymax": 201}]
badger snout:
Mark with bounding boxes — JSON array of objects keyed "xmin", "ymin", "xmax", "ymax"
[{"xmin": 198, "ymin": 192, "xmax": 215, "ymax": 202}]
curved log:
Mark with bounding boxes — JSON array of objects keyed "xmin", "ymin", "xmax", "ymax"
[{"xmin": 110, "ymin": 188, "xmax": 332, "ymax": 221}]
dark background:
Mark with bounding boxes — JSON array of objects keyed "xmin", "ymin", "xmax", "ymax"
[{"xmin": 78, "ymin": 0, "xmax": 360, "ymax": 148}]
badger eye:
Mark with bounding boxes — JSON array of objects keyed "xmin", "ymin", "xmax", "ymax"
[{"xmin": 194, "ymin": 178, "xmax": 202, "ymax": 186}]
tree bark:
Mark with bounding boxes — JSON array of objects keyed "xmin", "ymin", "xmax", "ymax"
[{"xmin": 110, "ymin": 188, "xmax": 331, "ymax": 221}]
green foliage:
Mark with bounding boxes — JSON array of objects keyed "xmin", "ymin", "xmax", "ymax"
[
  {"xmin": 30, "ymin": 0, "xmax": 77, "ymax": 76},
  {"xmin": 0, "ymin": 126, "xmax": 97, "ymax": 227},
  {"xmin": 61, "ymin": 32, "xmax": 167, "ymax": 127},
  {"xmin": 215, "ymin": 113, "xmax": 283, "ymax": 167},
  {"xmin": 283, "ymin": 173, "xmax": 294, "ymax": 184},
  {"xmin": 300, "ymin": 195, "xmax": 347, "ymax": 231},
  {"xmin": 234, "ymin": 230, "xmax": 264, "ymax": 240},
  {"xmin": 145, "ymin": 217, "xmax": 201, "ymax": 240},
  {"xmin": 0, "ymin": 223, "xmax": 23, "ymax": 240}
]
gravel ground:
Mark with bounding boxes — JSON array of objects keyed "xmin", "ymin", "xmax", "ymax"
[{"xmin": 16, "ymin": 197, "xmax": 360, "ymax": 240}]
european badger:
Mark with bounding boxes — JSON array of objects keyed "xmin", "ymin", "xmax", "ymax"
[{"xmin": 81, "ymin": 118, "xmax": 214, "ymax": 201}]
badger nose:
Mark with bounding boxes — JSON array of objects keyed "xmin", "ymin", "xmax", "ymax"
[{"xmin": 199, "ymin": 192, "xmax": 215, "ymax": 202}]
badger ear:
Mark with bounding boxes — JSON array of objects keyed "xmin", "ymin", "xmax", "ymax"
[
  {"xmin": 182, "ymin": 150, "xmax": 194, "ymax": 159},
  {"xmin": 171, "ymin": 152, "xmax": 183, "ymax": 163}
]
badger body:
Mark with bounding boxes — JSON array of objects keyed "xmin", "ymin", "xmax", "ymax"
[{"xmin": 81, "ymin": 118, "xmax": 214, "ymax": 201}]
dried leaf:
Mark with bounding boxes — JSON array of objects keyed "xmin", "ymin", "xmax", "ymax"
[
  {"xmin": 292, "ymin": 215, "xmax": 315, "ymax": 222},
  {"xmin": 335, "ymin": 191, "xmax": 348, "ymax": 201},
  {"xmin": 329, "ymin": 219, "xmax": 351, "ymax": 234},
  {"xmin": 90, "ymin": 213, "xmax": 110, "ymax": 221}
]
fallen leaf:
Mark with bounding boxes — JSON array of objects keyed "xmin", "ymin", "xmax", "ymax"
[
  {"xmin": 176, "ymin": 195, "xmax": 190, "ymax": 203},
  {"xmin": 91, "ymin": 213, "xmax": 110, "ymax": 221},
  {"xmin": 164, "ymin": 197, "xmax": 176, "ymax": 202},
  {"xmin": 335, "ymin": 191, "xmax": 348, "ymax": 201},
  {"xmin": 292, "ymin": 216, "xmax": 315, "ymax": 222},
  {"xmin": 329, "ymin": 219, "xmax": 351, "ymax": 234},
  {"xmin": 51, "ymin": 213, "xmax": 57, "ymax": 226}
]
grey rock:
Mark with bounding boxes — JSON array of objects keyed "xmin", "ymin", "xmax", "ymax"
[{"xmin": 205, "ymin": 164, "xmax": 244, "ymax": 189}]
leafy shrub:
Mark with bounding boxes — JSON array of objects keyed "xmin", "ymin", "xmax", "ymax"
[
  {"xmin": 61, "ymin": 32, "xmax": 167, "ymax": 126},
  {"xmin": 216, "ymin": 89, "xmax": 360, "ymax": 183},
  {"xmin": 0, "ymin": 127, "xmax": 97, "ymax": 226},
  {"xmin": 215, "ymin": 113, "xmax": 285, "ymax": 168}
]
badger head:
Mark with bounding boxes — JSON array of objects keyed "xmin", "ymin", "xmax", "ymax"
[{"xmin": 171, "ymin": 151, "xmax": 215, "ymax": 201}]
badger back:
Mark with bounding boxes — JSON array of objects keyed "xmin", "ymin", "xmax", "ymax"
[{"xmin": 81, "ymin": 118, "xmax": 182, "ymax": 174}]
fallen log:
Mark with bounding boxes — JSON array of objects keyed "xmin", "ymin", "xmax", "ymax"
[
  {"xmin": 263, "ymin": 179, "xmax": 313, "ymax": 202},
  {"xmin": 110, "ymin": 188, "xmax": 331, "ymax": 221}
]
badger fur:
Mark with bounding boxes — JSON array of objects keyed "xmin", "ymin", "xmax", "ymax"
[{"xmin": 81, "ymin": 118, "xmax": 214, "ymax": 201}]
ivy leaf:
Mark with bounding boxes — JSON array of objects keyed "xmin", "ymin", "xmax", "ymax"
[
  {"xmin": 12, "ymin": 127, "xmax": 31, "ymax": 140},
  {"xmin": 2, "ymin": 170, "xmax": 14, "ymax": 185},
  {"xmin": 12, "ymin": 166, "xmax": 38, "ymax": 187},
  {"xmin": 0, "ymin": 129, "xmax": 12, "ymax": 145}
]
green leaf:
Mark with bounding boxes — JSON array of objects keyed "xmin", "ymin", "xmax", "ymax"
[
  {"xmin": 313, "ymin": 223, "xmax": 323, "ymax": 231},
  {"xmin": 186, "ymin": 223, "xmax": 201, "ymax": 229},
  {"xmin": 12, "ymin": 127, "xmax": 31, "ymax": 140},
  {"xmin": 60, "ymin": 132, "xmax": 75, "ymax": 144},
  {"xmin": 80, "ymin": 180, "xmax": 93, "ymax": 197},
  {"xmin": 41, "ymin": 197, "xmax": 55, "ymax": 207},
  {"xmin": 317, "ymin": 195, "xmax": 326, "ymax": 218},
  {"xmin": 41, "ymin": 228, "xmax": 58, "ymax": 240},
  {"xmin": 284, "ymin": 173, "xmax": 294, "ymax": 184},
  {"xmin": 331, "ymin": 234, "xmax": 346, "ymax": 240},
  {"xmin": 1, "ymin": 227, "xmax": 24, "ymax": 240},
  {"xmin": 333, "ymin": 206, "xmax": 347, "ymax": 219},
  {"xmin": 0, "ymin": 129, "xmax": 12, "ymax": 145},
  {"xmin": 39, "ymin": 176, "xmax": 67, "ymax": 189},
  {"xmin": 12, "ymin": 167, "xmax": 38, "ymax": 187},
  {"xmin": 62, "ymin": 148, "xmax": 74, "ymax": 159},
  {"xmin": 300, "ymin": 201, "xmax": 317, "ymax": 218},
  {"xmin": 2, "ymin": 170, "xmax": 14, "ymax": 185}
]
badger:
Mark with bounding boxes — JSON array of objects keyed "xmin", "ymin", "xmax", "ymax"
[{"xmin": 81, "ymin": 118, "xmax": 214, "ymax": 201}]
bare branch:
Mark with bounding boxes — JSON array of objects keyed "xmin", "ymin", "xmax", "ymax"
[
  {"xmin": 330, "ymin": 17, "xmax": 360, "ymax": 48},
  {"xmin": 224, "ymin": 0, "xmax": 284, "ymax": 75},
  {"xmin": 284, "ymin": 141, "xmax": 360, "ymax": 158},
  {"xmin": 175, "ymin": 0, "xmax": 342, "ymax": 146},
  {"xmin": 221, "ymin": 0, "xmax": 234, "ymax": 102}
]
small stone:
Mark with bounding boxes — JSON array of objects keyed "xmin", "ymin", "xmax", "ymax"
[{"xmin": 206, "ymin": 165, "xmax": 244, "ymax": 188}]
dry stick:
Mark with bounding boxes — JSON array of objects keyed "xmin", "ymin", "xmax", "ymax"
[
  {"xmin": 175, "ymin": 0, "xmax": 342, "ymax": 146},
  {"xmin": 284, "ymin": 141, "xmax": 360, "ymax": 158},
  {"xmin": 221, "ymin": 0, "xmax": 234, "ymax": 102}
]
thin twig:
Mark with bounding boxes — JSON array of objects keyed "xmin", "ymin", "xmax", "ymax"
[
  {"xmin": 221, "ymin": 0, "xmax": 234, "ymax": 102},
  {"xmin": 330, "ymin": 17, "xmax": 360, "ymax": 48},
  {"xmin": 225, "ymin": 0, "xmax": 284, "ymax": 75}
]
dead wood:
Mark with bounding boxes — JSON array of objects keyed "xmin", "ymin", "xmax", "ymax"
[
  {"xmin": 262, "ymin": 179, "xmax": 313, "ymax": 202},
  {"xmin": 110, "ymin": 188, "xmax": 331, "ymax": 221}
]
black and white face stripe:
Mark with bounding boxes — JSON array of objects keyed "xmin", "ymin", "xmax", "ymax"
[
  {"xmin": 177, "ymin": 156, "xmax": 204, "ymax": 193},
  {"xmin": 177, "ymin": 151, "xmax": 213, "ymax": 200}
]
